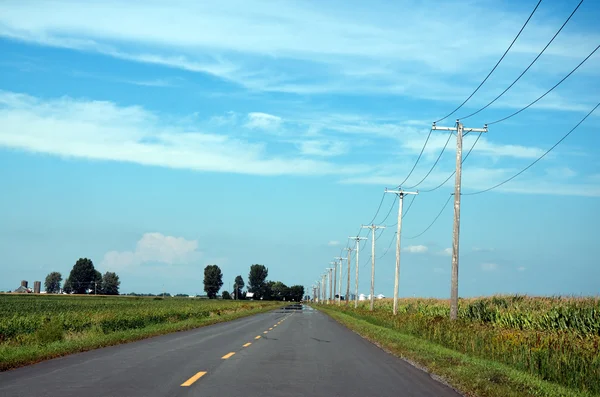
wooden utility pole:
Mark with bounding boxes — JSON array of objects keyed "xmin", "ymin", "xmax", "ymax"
[
  {"xmin": 385, "ymin": 188, "xmax": 418, "ymax": 315},
  {"xmin": 331, "ymin": 260, "xmax": 338, "ymax": 303},
  {"xmin": 334, "ymin": 256, "xmax": 346, "ymax": 305},
  {"xmin": 432, "ymin": 120, "xmax": 487, "ymax": 319},
  {"xmin": 327, "ymin": 267, "xmax": 334, "ymax": 304},
  {"xmin": 349, "ymin": 236, "xmax": 367, "ymax": 308},
  {"xmin": 362, "ymin": 224, "xmax": 385, "ymax": 311},
  {"xmin": 346, "ymin": 247, "xmax": 352, "ymax": 305}
]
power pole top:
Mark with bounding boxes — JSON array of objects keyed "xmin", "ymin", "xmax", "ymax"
[
  {"xmin": 385, "ymin": 188, "xmax": 419, "ymax": 196},
  {"xmin": 361, "ymin": 224, "xmax": 386, "ymax": 229},
  {"xmin": 349, "ymin": 236, "xmax": 368, "ymax": 240}
]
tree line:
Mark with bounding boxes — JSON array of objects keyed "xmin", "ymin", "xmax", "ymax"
[
  {"xmin": 44, "ymin": 258, "xmax": 120, "ymax": 295},
  {"xmin": 204, "ymin": 264, "xmax": 304, "ymax": 302}
]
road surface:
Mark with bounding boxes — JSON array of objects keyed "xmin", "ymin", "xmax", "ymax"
[{"xmin": 0, "ymin": 305, "xmax": 462, "ymax": 397}]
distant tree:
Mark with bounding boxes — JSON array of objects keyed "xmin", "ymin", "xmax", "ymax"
[
  {"xmin": 271, "ymin": 281, "xmax": 289, "ymax": 301},
  {"xmin": 203, "ymin": 265, "xmax": 223, "ymax": 299},
  {"xmin": 63, "ymin": 277, "xmax": 73, "ymax": 294},
  {"xmin": 248, "ymin": 264, "xmax": 268, "ymax": 299},
  {"xmin": 67, "ymin": 258, "xmax": 97, "ymax": 294},
  {"xmin": 93, "ymin": 270, "xmax": 102, "ymax": 294},
  {"xmin": 263, "ymin": 280, "xmax": 275, "ymax": 301},
  {"xmin": 233, "ymin": 275, "xmax": 245, "ymax": 300},
  {"xmin": 289, "ymin": 285, "xmax": 305, "ymax": 302},
  {"xmin": 44, "ymin": 272, "xmax": 62, "ymax": 294},
  {"xmin": 222, "ymin": 291, "xmax": 231, "ymax": 300},
  {"xmin": 101, "ymin": 272, "xmax": 120, "ymax": 295},
  {"xmin": 175, "ymin": 293, "xmax": 189, "ymax": 297}
]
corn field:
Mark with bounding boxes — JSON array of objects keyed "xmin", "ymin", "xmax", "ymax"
[
  {"xmin": 331, "ymin": 295, "xmax": 600, "ymax": 395},
  {"xmin": 0, "ymin": 294, "xmax": 276, "ymax": 344}
]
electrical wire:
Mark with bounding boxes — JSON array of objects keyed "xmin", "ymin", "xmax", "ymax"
[
  {"xmin": 378, "ymin": 232, "xmax": 397, "ymax": 259},
  {"xmin": 405, "ymin": 195, "xmax": 453, "ymax": 239},
  {"xmin": 460, "ymin": 0, "xmax": 584, "ymax": 121},
  {"xmin": 434, "ymin": 0, "xmax": 543, "ymax": 123},
  {"xmin": 397, "ymin": 128, "xmax": 433, "ymax": 187},
  {"xmin": 488, "ymin": 44, "xmax": 599, "ymax": 125},
  {"xmin": 463, "ymin": 101, "xmax": 599, "ymax": 195},
  {"xmin": 378, "ymin": 194, "xmax": 398, "ymax": 225},
  {"xmin": 419, "ymin": 132, "xmax": 483, "ymax": 193},
  {"xmin": 365, "ymin": 192, "xmax": 386, "ymax": 225},
  {"xmin": 386, "ymin": 193, "xmax": 417, "ymax": 227},
  {"xmin": 405, "ymin": 130, "xmax": 455, "ymax": 189}
]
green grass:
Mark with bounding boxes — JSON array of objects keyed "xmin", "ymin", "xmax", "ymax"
[
  {"xmin": 320, "ymin": 306, "xmax": 597, "ymax": 397},
  {"xmin": 0, "ymin": 294, "xmax": 281, "ymax": 371}
]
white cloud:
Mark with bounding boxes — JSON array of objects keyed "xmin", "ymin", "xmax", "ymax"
[
  {"xmin": 442, "ymin": 248, "xmax": 452, "ymax": 256},
  {"xmin": 481, "ymin": 263, "xmax": 498, "ymax": 272},
  {"xmin": 0, "ymin": 91, "xmax": 368, "ymax": 176},
  {"xmin": 0, "ymin": 0, "xmax": 597, "ymax": 109},
  {"xmin": 472, "ymin": 247, "xmax": 495, "ymax": 253},
  {"xmin": 404, "ymin": 245, "xmax": 428, "ymax": 253},
  {"xmin": 297, "ymin": 140, "xmax": 348, "ymax": 157},
  {"xmin": 102, "ymin": 232, "xmax": 201, "ymax": 269},
  {"xmin": 328, "ymin": 241, "xmax": 340, "ymax": 246},
  {"xmin": 244, "ymin": 112, "xmax": 282, "ymax": 131},
  {"xmin": 517, "ymin": 266, "xmax": 526, "ymax": 272}
]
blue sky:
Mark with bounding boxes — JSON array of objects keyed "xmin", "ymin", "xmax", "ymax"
[{"xmin": 0, "ymin": 0, "xmax": 598, "ymax": 297}]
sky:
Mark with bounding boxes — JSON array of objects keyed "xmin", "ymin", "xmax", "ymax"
[{"xmin": 0, "ymin": 0, "xmax": 598, "ymax": 297}]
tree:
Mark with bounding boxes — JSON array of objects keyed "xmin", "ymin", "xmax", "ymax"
[
  {"xmin": 248, "ymin": 264, "xmax": 268, "ymax": 299},
  {"xmin": 203, "ymin": 265, "xmax": 223, "ymax": 299},
  {"xmin": 44, "ymin": 272, "xmax": 62, "ymax": 294},
  {"xmin": 271, "ymin": 281, "xmax": 289, "ymax": 301},
  {"xmin": 289, "ymin": 285, "xmax": 305, "ymax": 302},
  {"xmin": 67, "ymin": 258, "xmax": 97, "ymax": 294},
  {"xmin": 233, "ymin": 275, "xmax": 245, "ymax": 300},
  {"xmin": 101, "ymin": 272, "xmax": 120, "ymax": 295},
  {"xmin": 263, "ymin": 280, "xmax": 275, "ymax": 301},
  {"xmin": 222, "ymin": 291, "xmax": 231, "ymax": 300},
  {"xmin": 63, "ymin": 277, "xmax": 73, "ymax": 294},
  {"xmin": 93, "ymin": 270, "xmax": 102, "ymax": 294}
]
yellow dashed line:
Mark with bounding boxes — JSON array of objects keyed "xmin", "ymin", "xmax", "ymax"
[
  {"xmin": 269, "ymin": 327, "xmax": 273, "ymax": 330},
  {"xmin": 181, "ymin": 371, "xmax": 207, "ymax": 387},
  {"xmin": 274, "ymin": 325, "xmax": 277, "ymax": 327},
  {"xmin": 243, "ymin": 342, "xmax": 252, "ymax": 347},
  {"xmin": 255, "ymin": 335, "xmax": 261, "ymax": 339},
  {"xmin": 263, "ymin": 331, "xmax": 268, "ymax": 334},
  {"xmin": 222, "ymin": 352, "xmax": 235, "ymax": 359}
]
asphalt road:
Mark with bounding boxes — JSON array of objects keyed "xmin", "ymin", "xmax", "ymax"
[{"xmin": 0, "ymin": 305, "xmax": 462, "ymax": 397}]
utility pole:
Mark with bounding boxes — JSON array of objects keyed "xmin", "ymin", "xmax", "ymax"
[
  {"xmin": 349, "ymin": 236, "xmax": 367, "ymax": 308},
  {"xmin": 432, "ymin": 120, "xmax": 487, "ymax": 320},
  {"xmin": 321, "ymin": 274, "xmax": 326, "ymax": 303},
  {"xmin": 345, "ymin": 247, "xmax": 352, "ymax": 305},
  {"xmin": 327, "ymin": 267, "xmax": 334, "ymax": 304},
  {"xmin": 385, "ymin": 188, "xmax": 418, "ymax": 315},
  {"xmin": 361, "ymin": 224, "xmax": 386, "ymax": 311},
  {"xmin": 331, "ymin": 260, "xmax": 338, "ymax": 303},
  {"xmin": 335, "ymin": 257, "xmax": 346, "ymax": 305}
]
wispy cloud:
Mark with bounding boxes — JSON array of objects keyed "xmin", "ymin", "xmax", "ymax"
[
  {"xmin": 0, "ymin": 0, "xmax": 597, "ymax": 109},
  {"xmin": 244, "ymin": 112, "xmax": 283, "ymax": 131},
  {"xmin": 517, "ymin": 266, "xmax": 526, "ymax": 272},
  {"xmin": 481, "ymin": 263, "xmax": 498, "ymax": 272},
  {"xmin": 328, "ymin": 241, "xmax": 340, "ymax": 246},
  {"xmin": 0, "ymin": 91, "xmax": 368, "ymax": 176}
]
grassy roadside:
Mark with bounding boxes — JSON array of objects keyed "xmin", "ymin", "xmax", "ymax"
[
  {"xmin": 318, "ymin": 306, "xmax": 597, "ymax": 397},
  {"xmin": 0, "ymin": 302, "xmax": 282, "ymax": 371}
]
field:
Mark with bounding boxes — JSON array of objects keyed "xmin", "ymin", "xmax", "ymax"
[
  {"xmin": 319, "ymin": 296, "xmax": 600, "ymax": 397},
  {"xmin": 0, "ymin": 294, "xmax": 281, "ymax": 371}
]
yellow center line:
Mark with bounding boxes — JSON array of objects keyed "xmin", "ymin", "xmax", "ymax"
[
  {"xmin": 263, "ymin": 331, "xmax": 268, "ymax": 334},
  {"xmin": 274, "ymin": 325, "xmax": 277, "ymax": 327},
  {"xmin": 269, "ymin": 327, "xmax": 273, "ymax": 330},
  {"xmin": 221, "ymin": 352, "xmax": 235, "ymax": 359},
  {"xmin": 181, "ymin": 371, "xmax": 207, "ymax": 387},
  {"xmin": 243, "ymin": 342, "xmax": 252, "ymax": 347},
  {"xmin": 255, "ymin": 335, "xmax": 261, "ymax": 339}
]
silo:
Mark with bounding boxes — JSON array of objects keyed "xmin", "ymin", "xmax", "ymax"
[
  {"xmin": 34, "ymin": 281, "xmax": 41, "ymax": 294},
  {"xmin": 21, "ymin": 280, "xmax": 28, "ymax": 288}
]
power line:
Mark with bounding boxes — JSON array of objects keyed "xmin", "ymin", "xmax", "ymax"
[
  {"xmin": 488, "ymin": 44, "xmax": 599, "ymax": 125},
  {"xmin": 378, "ymin": 194, "xmax": 398, "ymax": 225},
  {"xmin": 434, "ymin": 0, "xmax": 543, "ymax": 123},
  {"xmin": 387, "ymin": 193, "xmax": 417, "ymax": 227},
  {"xmin": 366, "ymin": 193, "xmax": 386, "ymax": 225},
  {"xmin": 464, "ymin": 101, "xmax": 599, "ymax": 195},
  {"xmin": 419, "ymin": 132, "xmax": 483, "ymax": 193},
  {"xmin": 405, "ymin": 195, "xmax": 453, "ymax": 239},
  {"xmin": 378, "ymin": 232, "xmax": 397, "ymax": 259},
  {"xmin": 397, "ymin": 128, "xmax": 433, "ymax": 187},
  {"xmin": 405, "ymin": 130, "xmax": 459, "ymax": 189},
  {"xmin": 460, "ymin": 0, "xmax": 584, "ymax": 121}
]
